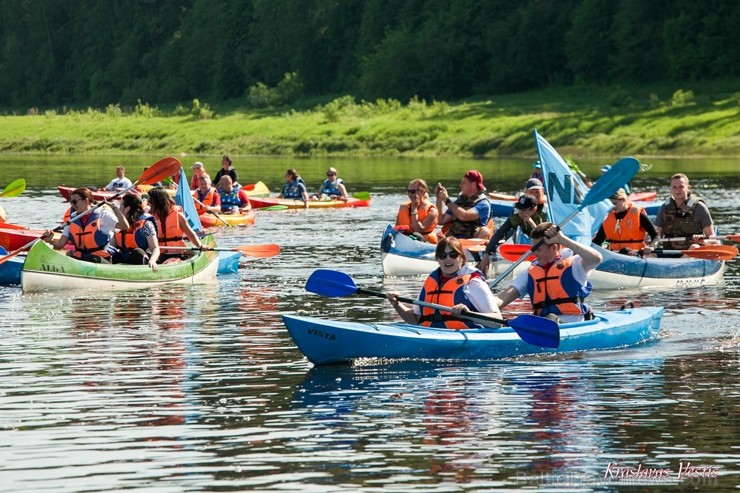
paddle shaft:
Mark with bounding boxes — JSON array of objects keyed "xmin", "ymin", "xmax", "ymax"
[
  {"xmin": 355, "ymin": 287, "xmax": 507, "ymax": 327},
  {"xmin": 661, "ymin": 235, "xmax": 740, "ymax": 243},
  {"xmin": 192, "ymin": 196, "xmax": 232, "ymax": 227}
]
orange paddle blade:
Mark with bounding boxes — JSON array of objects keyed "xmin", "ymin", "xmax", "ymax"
[
  {"xmin": 235, "ymin": 243, "xmax": 281, "ymax": 258},
  {"xmin": 681, "ymin": 245, "xmax": 738, "ymax": 261},
  {"xmin": 720, "ymin": 234, "xmax": 740, "ymax": 243},
  {"xmin": 498, "ymin": 244, "xmax": 536, "ymax": 262},
  {"xmin": 136, "ymin": 157, "xmax": 182, "ymax": 186}
]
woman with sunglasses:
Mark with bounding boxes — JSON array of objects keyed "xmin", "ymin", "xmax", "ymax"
[
  {"xmin": 386, "ymin": 236, "xmax": 501, "ymax": 329},
  {"xmin": 313, "ymin": 167, "xmax": 348, "ymax": 201},
  {"xmin": 41, "ymin": 187, "xmax": 128, "ymax": 263},
  {"xmin": 394, "ymin": 178, "xmax": 439, "ymax": 243}
]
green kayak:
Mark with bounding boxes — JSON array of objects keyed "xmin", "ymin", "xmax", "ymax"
[{"xmin": 21, "ymin": 235, "xmax": 219, "ymax": 292}]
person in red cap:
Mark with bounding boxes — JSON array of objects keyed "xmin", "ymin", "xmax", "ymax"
[{"xmin": 435, "ymin": 170, "xmax": 492, "ymax": 239}]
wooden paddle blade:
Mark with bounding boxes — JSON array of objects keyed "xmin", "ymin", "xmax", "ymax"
[
  {"xmin": 508, "ymin": 314, "xmax": 560, "ymax": 348},
  {"xmin": 498, "ymin": 244, "xmax": 536, "ymax": 261},
  {"xmin": 137, "ymin": 157, "xmax": 182, "ymax": 186},
  {"xmin": 305, "ymin": 269, "xmax": 359, "ymax": 297},
  {"xmin": 0, "ymin": 178, "xmax": 26, "ymax": 198},
  {"xmin": 235, "ymin": 243, "xmax": 281, "ymax": 258},
  {"xmin": 681, "ymin": 245, "xmax": 738, "ymax": 261}
]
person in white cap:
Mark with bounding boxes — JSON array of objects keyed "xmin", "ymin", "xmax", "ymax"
[
  {"xmin": 190, "ymin": 162, "xmax": 211, "ymax": 190},
  {"xmin": 314, "ymin": 167, "xmax": 348, "ymax": 201}
]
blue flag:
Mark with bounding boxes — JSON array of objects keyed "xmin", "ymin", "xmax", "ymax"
[
  {"xmin": 534, "ymin": 130, "xmax": 611, "ymax": 244},
  {"xmin": 174, "ymin": 168, "xmax": 202, "ymax": 232}
]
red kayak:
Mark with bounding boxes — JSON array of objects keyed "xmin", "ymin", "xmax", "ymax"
[
  {"xmin": 249, "ymin": 195, "xmax": 371, "ymax": 209},
  {"xmin": 0, "ymin": 225, "xmax": 46, "ymax": 250}
]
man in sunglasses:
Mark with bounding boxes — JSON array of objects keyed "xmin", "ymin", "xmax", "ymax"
[
  {"xmin": 655, "ymin": 173, "xmax": 715, "ymax": 250},
  {"xmin": 493, "ymin": 222, "xmax": 602, "ymax": 323}
]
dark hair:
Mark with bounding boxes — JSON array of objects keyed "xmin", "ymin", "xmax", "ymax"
[
  {"xmin": 71, "ymin": 187, "xmax": 94, "ymax": 204},
  {"xmin": 147, "ymin": 187, "xmax": 175, "ymax": 225},
  {"xmin": 121, "ymin": 193, "xmax": 144, "ymax": 225},
  {"xmin": 285, "ymin": 169, "xmax": 298, "ymax": 180},
  {"xmin": 530, "ymin": 221, "xmax": 555, "ymax": 241},
  {"xmin": 222, "ymin": 155, "xmax": 232, "ymax": 165},
  {"xmin": 435, "ymin": 236, "xmax": 464, "ymax": 259}
]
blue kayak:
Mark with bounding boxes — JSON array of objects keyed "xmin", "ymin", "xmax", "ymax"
[{"xmin": 282, "ymin": 306, "xmax": 664, "ymax": 365}]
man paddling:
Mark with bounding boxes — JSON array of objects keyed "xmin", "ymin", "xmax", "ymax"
[{"xmin": 493, "ymin": 222, "xmax": 602, "ymax": 323}]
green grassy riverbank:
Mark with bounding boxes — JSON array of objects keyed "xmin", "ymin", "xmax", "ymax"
[{"xmin": 1, "ymin": 81, "xmax": 738, "ymax": 158}]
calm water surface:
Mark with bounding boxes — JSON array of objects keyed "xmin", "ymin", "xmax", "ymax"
[{"xmin": 0, "ymin": 156, "xmax": 738, "ymax": 492}]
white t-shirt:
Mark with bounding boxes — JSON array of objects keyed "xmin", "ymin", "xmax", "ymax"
[
  {"xmin": 510, "ymin": 249, "xmax": 590, "ymax": 322},
  {"xmin": 104, "ymin": 177, "xmax": 133, "ymax": 191}
]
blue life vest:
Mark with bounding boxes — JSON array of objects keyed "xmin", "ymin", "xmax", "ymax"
[
  {"xmin": 320, "ymin": 178, "xmax": 344, "ymax": 196},
  {"xmin": 219, "ymin": 184, "xmax": 244, "ymax": 212},
  {"xmin": 282, "ymin": 177, "xmax": 306, "ymax": 199}
]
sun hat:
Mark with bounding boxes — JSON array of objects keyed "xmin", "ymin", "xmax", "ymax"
[
  {"xmin": 191, "ymin": 162, "xmax": 204, "ymax": 170},
  {"xmin": 463, "ymin": 170, "xmax": 485, "ymax": 191}
]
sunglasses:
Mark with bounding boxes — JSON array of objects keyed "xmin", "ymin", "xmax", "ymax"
[
  {"xmin": 70, "ymin": 198, "xmax": 83, "ymax": 206},
  {"xmin": 327, "ymin": 173, "xmax": 336, "ymax": 177},
  {"xmin": 437, "ymin": 251, "xmax": 461, "ymax": 260},
  {"xmin": 406, "ymin": 189, "xmax": 419, "ymax": 194}
]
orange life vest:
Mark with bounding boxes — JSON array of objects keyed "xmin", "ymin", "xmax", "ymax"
[
  {"xmin": 396, "ymin": 201, "xmax": 439, "ymax": 243},
  {"xmin": 602, "ymin": 204, "xmax": 647, "ymax": 251},
  {"xmin": 154, "ymin": 205, "xmax": 185, "ymax": 247},
  {"xmin": 527, "ymin": 255, "xmax": 590, "ymax": 318},
  {"xmin": 114, "ymin": 214, "xmax": 156, "ymax": 251},
  {"xmin": 67, "ymin": 209, "xmax": 112, "ymax": 259},
  {"xmin": 418, "ymin": 269, "xmax": 484, "ymax": 329},
  {"xmin": 193, "ymin": 188, "xmax": 218, "ymax": 215}
]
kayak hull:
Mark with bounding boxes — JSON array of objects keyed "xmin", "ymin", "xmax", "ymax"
[
  {"xmin": 249, "ymin": 196, "xmax": 371, "ymax": 209},
  {"xmin": 21, "ymin": 235, "xmax": 219, "ymax": 292},
  {"xmin": 199, "ymin": 211, "xmax": 256, "ymax": 227},
  {"xmin": 0, "ymin": 255, "xmax": 23, "ymax": 285},
  {"xmin": 381, "ymin": 224, "xmax": 511, "ymax": 277},
  {"xmin": 282, "ymin": 306, "xmax": 664, "ymax": 365}
]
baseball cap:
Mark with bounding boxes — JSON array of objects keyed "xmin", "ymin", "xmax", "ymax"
[
  {"xmin": 514, "ymin": 194, "xmax": 538, "ymax": 210},
  {"xmin": 524, "ymin": 178, "xmax": 544, "ymax": 190},
  {"xmin": 463, "ymin": 170, "xmax": 485, "ymax": 191},
  {"xmin": 191, "ymin": 161, "xmax": 204, "ymax": 170}
]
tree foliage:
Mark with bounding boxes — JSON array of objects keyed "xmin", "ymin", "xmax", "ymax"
[{"xmin": 0, "ymin": 0, "xmax": 737, "ymax": 109}]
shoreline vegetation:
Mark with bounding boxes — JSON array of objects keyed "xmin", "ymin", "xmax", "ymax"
[{"xmin": 1, "ymin": 82, "xmax": 738, "ymax": 159}]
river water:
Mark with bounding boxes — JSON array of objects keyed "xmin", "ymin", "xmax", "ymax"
[{"xmin": 0, "ymin": 156, "xmax": 738, "ymax": 492}]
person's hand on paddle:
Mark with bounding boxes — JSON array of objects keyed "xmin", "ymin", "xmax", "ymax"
[
  {"xmin": 41, "ymin": 230, "xmax": 54, "ymax": 243},
  {"xmin": 542, "ymin": 224, "xmax": 564, "ymax": 244},
  {"xmin": 450, "ymin": 303, "xmax": 471, "ymax": 318}
]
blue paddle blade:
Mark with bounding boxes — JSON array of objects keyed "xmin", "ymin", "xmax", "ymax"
[
  {"xmin": 0, "ymin": 246, "xmax": 8, "ymax": 255},
  {"xmin": 508, "ymin": 314, "xmax": 560, "ymax": 348},
  {"xmin": 584, "ymin": 157, "xmax": 640, "ymax": 206},
  {"xmin": 305, "ymin": 269, "xmax": 359, "ymax": 297}
]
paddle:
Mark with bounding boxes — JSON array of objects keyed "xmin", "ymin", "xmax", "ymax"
[
  {"xmin": 192, "ymin": 195, "xmax": 232, "ymax": 227},
  {"xmin": 0, "ymin": 157, "xmax": 182, "ymax": 266},
  {"xmin": 257, "ymin": 205, "xmax": 289, "ymax": 211},
  {"xmin": 305, "ymin": 269, "xmax": 560, "ymax": 349},
  {"xmin": 655, "ymin": 245, "xmax": 738, "ymax": 261},
  {"xmin": 0, "ymin": 178, "xmax": 26, "ymax": 198},
  {"xmin": 160, "ymin": 243, "xmax": 281, "ymax": 258},
  {"xmin": 352, "ymin": 191, "xmax": 371, "ymax": 201},
  {"xmin": 489, "ymin": 157, "xmax": 640, "ymax": 288},
  {"xmin": 498, "ymin": 243, "xmax": 735, "ymax": 261},
  {"xmin": 662, "ymin": 234, "xmax": 740, "ymax": 243}
]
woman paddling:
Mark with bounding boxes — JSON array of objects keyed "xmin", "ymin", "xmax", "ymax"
[
  {"xmin": 386, "ymin": 236, "xmax": 501, "ymax": 329},
  {"xmin": 106, "ymin": 194, "xmax": 160, "ymax": 271},
  {"xmin": 41, "ymin": 187, "xmax": 128, "ymax": 263},
  {"xmin": 147, "ymin": 187, "xmax": 208, "ymax": 262}
]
